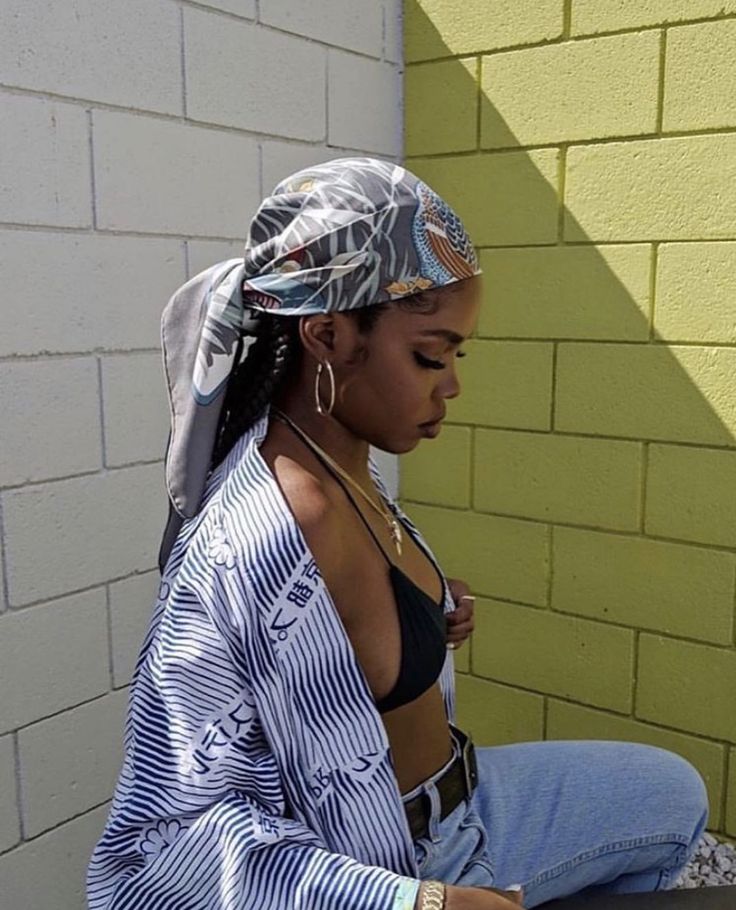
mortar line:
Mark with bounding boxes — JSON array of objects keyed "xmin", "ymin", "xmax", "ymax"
[
  {"xmin": 8, "ymin": 687, "xmax": 130, "ymax": 739},
  {"xmin": 639, "ymin": 442, "xmax": 649, "ymax": 535},
  {"xmin": 178, "ymin": 0, "xmax": 386, "ymax": 62},
  {"xmin": 3, "ymin": 570, "xmax": 156, "ymax": 615},
  {"xmin": 562, "ymin": 0, "xmax": 572, "ymax": 40},
  {"xmin": 556, "ymin": 146, "xmax": 568, "ymax": 242},
  {"xmin": 0, "ymin": 797, "xmax": 114, "ymax": 857},
  {"xmin": 732, "ymin": 563, "xmax": 736, "ymax": 648},
  {"xmin": 183, "ymin": 238, "xmax": 191, "ymax": 280},
  {"xmin": 0, "ymin": 81, "xmax": 400, "ymax": 147},
  {"xmin": 87, "ymin": 110, "xmax": 98, "ymax": 230},
  {"xmin": 648, "ymin": 242, "xmax": 659, "ymax": 341},
  {"xmin": 475, "ymin": 55, "xmax": 482, "ymax": 150},
  {"xmin": 631, "ymin": 630, "xmax": 640, "ymax": 718},
  {"xmin": 0, "ymin": 497, "xmax": 10, "ymax": 611},
  {"xmin": 96, "ymin": 356, "xmax": 108, "ymax": 468},
  {"xmin": 105, "ymin": 583, "xmax": 115, "ymax": 691},
  {"xmin": 656, "ymin": 29, "xmax": 667, "ymax": 134},
  {"xmin": 0, "ymin": 348, "xmax": 161, "ymax": 365},
  {"xmin": 403, "ymin": 12, "xmax": 736, "ymax": 64},
  {"xmin": 406, "ymin": 123, "xmax": 736, "ymax": 158},
  {"xmin": 546, "ymin": 524, "xmax": 554, "ymax": 609},
  {"xmin": 404, "ymin": 494, "xmax": 736, "ymax": 557},
  {"xmin": 0, "ymin": 459, "xmax": 165, "ymax": 497},
  {"xmin": 179, "ymin": 4, "xmax": 188, "ymax": 119},
  {"xmin": 11, "ymin": 731, "xmax": 26, "ymax": 842}
]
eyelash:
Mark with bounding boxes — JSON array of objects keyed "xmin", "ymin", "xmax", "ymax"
[{"xmin": 413, "ymin": 351, "xmax": 467, "ymax": 370}]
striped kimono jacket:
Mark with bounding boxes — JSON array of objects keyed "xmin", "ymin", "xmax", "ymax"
[{"xmin": 87, "ymin": 409, "xmax": 458, "ymax": 909}]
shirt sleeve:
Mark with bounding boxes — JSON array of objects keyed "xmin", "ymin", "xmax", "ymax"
[{"xmin": 87, "ymin": 560, "xmax": 420, "ymax": 910}]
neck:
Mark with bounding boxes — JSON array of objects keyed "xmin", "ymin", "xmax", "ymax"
[{"xmin": 271, "ymin": 390, "xmax": 371, "ymax": 481}]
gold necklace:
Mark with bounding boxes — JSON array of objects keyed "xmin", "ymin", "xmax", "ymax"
[{"xmin": 273, "ymin": 409, "xmax": 403, "ymax": 557}]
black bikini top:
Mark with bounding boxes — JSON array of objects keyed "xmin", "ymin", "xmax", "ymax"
[{"xmin": 295, "ymin": 441, "xmax": 449, "ymax": 714}]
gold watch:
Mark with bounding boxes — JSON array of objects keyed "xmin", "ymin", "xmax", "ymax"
[{"xmin": 419, "ymin": 880, "xmax": 446, "ymax": 909}]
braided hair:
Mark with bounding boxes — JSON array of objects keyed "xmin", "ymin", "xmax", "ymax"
[{"xmin": 210, "ymin": 314, "xmax": 300, "ymax": 470}]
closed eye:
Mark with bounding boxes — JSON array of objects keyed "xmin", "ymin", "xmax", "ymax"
[{"xmin": 414, "ymin": 351, "xmax": 467, "ymax": 370}]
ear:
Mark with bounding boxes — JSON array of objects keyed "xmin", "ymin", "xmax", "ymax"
[{"xmin": 298, "ymin": 313, "xmax": 361, "ymax": 365}]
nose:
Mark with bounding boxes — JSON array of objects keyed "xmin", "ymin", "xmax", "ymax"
[{"xmin": 440, "ymin": 363, "xmax": 461, "ymax": 400}]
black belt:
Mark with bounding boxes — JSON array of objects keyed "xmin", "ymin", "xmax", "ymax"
[{"xmin": 403, "ymin": 726, "xmax": 478, "ymax": 841}]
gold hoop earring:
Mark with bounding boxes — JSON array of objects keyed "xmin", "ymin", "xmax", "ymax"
[{"xmin": 314, "ymin": 361, "xmax": 336, "ymax": 417}]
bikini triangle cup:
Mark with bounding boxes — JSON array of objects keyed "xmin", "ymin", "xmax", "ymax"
[{"xmin": 273, "ymin": 416, "xmax": 449, "ymax": 713}]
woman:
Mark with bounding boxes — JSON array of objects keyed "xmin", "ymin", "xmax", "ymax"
[{"xmin": 88, "ymin": 158, "xmax": 707, "ymax": 910}]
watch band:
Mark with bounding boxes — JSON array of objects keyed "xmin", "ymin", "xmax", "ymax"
[{"xmin": 419, "ymin": 880, "xmax": 446, "ymax": 909}]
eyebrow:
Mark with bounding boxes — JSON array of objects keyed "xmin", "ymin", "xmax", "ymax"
[{"xmin": 417, "ymin": 329, "xmax": 465, "ymax": 345}]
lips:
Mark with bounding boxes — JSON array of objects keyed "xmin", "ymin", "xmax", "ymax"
[{"xmin": 419, "ymin": 412, "xmax": 446, "ymax": 428}]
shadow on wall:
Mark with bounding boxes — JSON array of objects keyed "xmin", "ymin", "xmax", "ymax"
[{"xmin": 401, "ymin": 2, "xmax": 736, "ymax": 836}]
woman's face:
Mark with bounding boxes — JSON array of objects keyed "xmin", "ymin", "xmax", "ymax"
[{"xmin": 334, "ymin": 276, "xmax": 483, "ymax": 453}]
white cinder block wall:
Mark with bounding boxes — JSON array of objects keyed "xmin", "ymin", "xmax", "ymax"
[{"xmin": 0, "ymin": 2, "xmax": 403, "ymax": 905}]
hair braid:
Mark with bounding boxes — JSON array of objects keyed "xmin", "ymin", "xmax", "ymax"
[{"xmin": 210, "ymin": 315, "xmax": 298, "ymax": 470}]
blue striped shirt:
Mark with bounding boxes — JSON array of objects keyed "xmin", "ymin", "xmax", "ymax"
[{"xmin": 87, "ymin": 408, "xmax": 457, "ymax": 909}]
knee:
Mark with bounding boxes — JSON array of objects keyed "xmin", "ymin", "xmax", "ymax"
[{"xmin": 644, "ymin": 746, "xmax": 709, "ymax": 841}]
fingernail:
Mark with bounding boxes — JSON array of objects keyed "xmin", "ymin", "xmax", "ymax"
[
  {"xmin": 459, "ymin": 595, "xmax": 475, "ymax": 603},
  {"xmin": 506, "ymin": 884, "xmax": 523, "ymax": 892}
]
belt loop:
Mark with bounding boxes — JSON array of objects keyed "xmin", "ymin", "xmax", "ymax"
[{"xmin": 426, "ymin": 783, "xmax": 443, "ymax": 843}]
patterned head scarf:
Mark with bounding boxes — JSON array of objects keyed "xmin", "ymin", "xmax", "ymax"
[{"xmin": 159, "ymin": 157, "xmax": 480, "ymax": 568}]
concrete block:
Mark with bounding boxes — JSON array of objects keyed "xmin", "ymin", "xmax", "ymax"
[
  {"xmin": 187, "ymin": 240, "xmax": 243, "ymax": 279},
  {"xmin": 260, "ymin": 0, "xmax": 384, "ymax": 57},
  {"xmin": 0, "ymin": 804, "xmax": 108, "ymax": 910},
  {"xmin": 453, "ymin": 638, "xmax": 470, "ymax": 673},
  {"xmin": 473, "ymin": 598, "xmax": 634, "ymax": 712},
  {"xmin": 478, "ymin": 245, "xmax": 651, "ymax": 340},
  {"xmin": 556, "ymin": 343, "xmax": 736, "ymax": 446},
  {"xmin": 547, "ymin": 700, "xmax": 725, "ymax": 830},
  {"xmin": 101, "ymin": 353, "xmax": 169, "ymax": 467},
  {"xmin": 552, "ymin": 526, "xmax": 735, "ymax": 644},
  {"xmin": 656, "ymin": 243, "xmax": 736, "ymax": 343},
  {"xmin": 0, "ymin": 231, "xmax": 184, "ymax": 356},
  {"xmin": 185, "ymin": 9, "xmax": 325, "ymax": 140},
  {"xmin": 409, "ymin": 150, "xmax": 559, "ymax": 247},
  {"xmin": 406, "ymin": 58, "xmax": 477, "ymax": 155},
  {"xmin": 0, "ymin": 358, "xmax": 102, "ymax": 487},
  {"xmin": 3, "ymin": 464, "xmax": 163, "ymax": 605},
  {"xmin": 447, "ymin": 339, "xmax": 553, "ymax": 430},
  {"xmin": 109, "ymin": 570, "xmax": 158, "ymax": 687},
  {"xmin": 565, "ymin": 135, "xmax": 736, "ymax": 242},
  {"xmin": 455, "ymin": 676, "xmax": 544, "ymax": 746},
  {"xmin": 646, "ymin": 444, "xmax": 736, "ymax": 548},
  {"xmin": 384, "ymin": 0, "xmax": 403, "ymax": 63},
  {"xmin": 19, "ymin": 691, "xmax": 127, "ymax": 837},
  {"xmin": 665, "ymin": 20, "xmax": 736, "ymax": 131},
  {"xmin": 405, "ymin": 0, "xmax": 563, "ymax": 61},
  {"xmin": 0, "ymin": 590, "xmax": 109, "ymax": 734},
  {"xmin": 727, "ymin": 749, "xmax": 736, "ymax": 837},
  {"xmin": 194, "ymin": 0, "xmax": 256, "ymax": 17},
  {"xmin": 0, "ymin": 94, "xmax": 90, "ymax": 227},
  {"xmin": 93, "ymin": 111, "xmax": 259, "ymax": 237},
  {"xmin": 261, "ymin": 142, "xmax": 360, "ymax": 197},
  {"xmin": 481, "ymin": 32, "xmax": 659, "ymax": 148},
  {"xmin": 474, "ymin": 429, "xmax": 642, "ymax": 531},
  {"xmin": 0, "ymin": 734, "xmax": 20, "ymax": 852},
  {"xmin": 572, "ymin": 0, "xmax": 736, "ymax": 35},
  {"xmin": 0, "ymin": 0, "xmax": 181, "ymax": 114},
  {"xmin": 400, "ymin": 425, "xmax": 471, "ymax": 508},
  {"xmin": 328, "ymin": 51, "xmax": 401, "ymax": 156},
  {"xmin": 403, "ymin": 503, "xmax": 549, "ymax": 606},
  {"xmin": 637, "ymin": 634, "xmax": 736, "ymax": 742}
]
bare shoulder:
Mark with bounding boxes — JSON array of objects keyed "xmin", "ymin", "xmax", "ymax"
[{"xmin": 262, "ymin": 447, "xmax": 347, "ymax": 583}]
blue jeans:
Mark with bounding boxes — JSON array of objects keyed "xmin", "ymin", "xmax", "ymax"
[{"xmin": 402, "ymin": 725, "xmax": 708, "ymax": 907}]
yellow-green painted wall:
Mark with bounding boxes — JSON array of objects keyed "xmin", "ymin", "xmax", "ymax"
[{"xmin": 401, "ymin": 0, "xmax": 736, "ymax": 836}]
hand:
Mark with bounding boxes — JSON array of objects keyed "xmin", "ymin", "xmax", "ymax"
[
  {"xmin": 444, "ymin": 883, "xmax": 525, "ymax": 909},
  {"xmin": 445, "ymin": 578, "xmax": 475, "ymax": 651}
]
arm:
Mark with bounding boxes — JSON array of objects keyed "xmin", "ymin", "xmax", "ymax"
[{"xmin": 87, "ymin": 571, "xmax": 421, "ymax": 909}]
